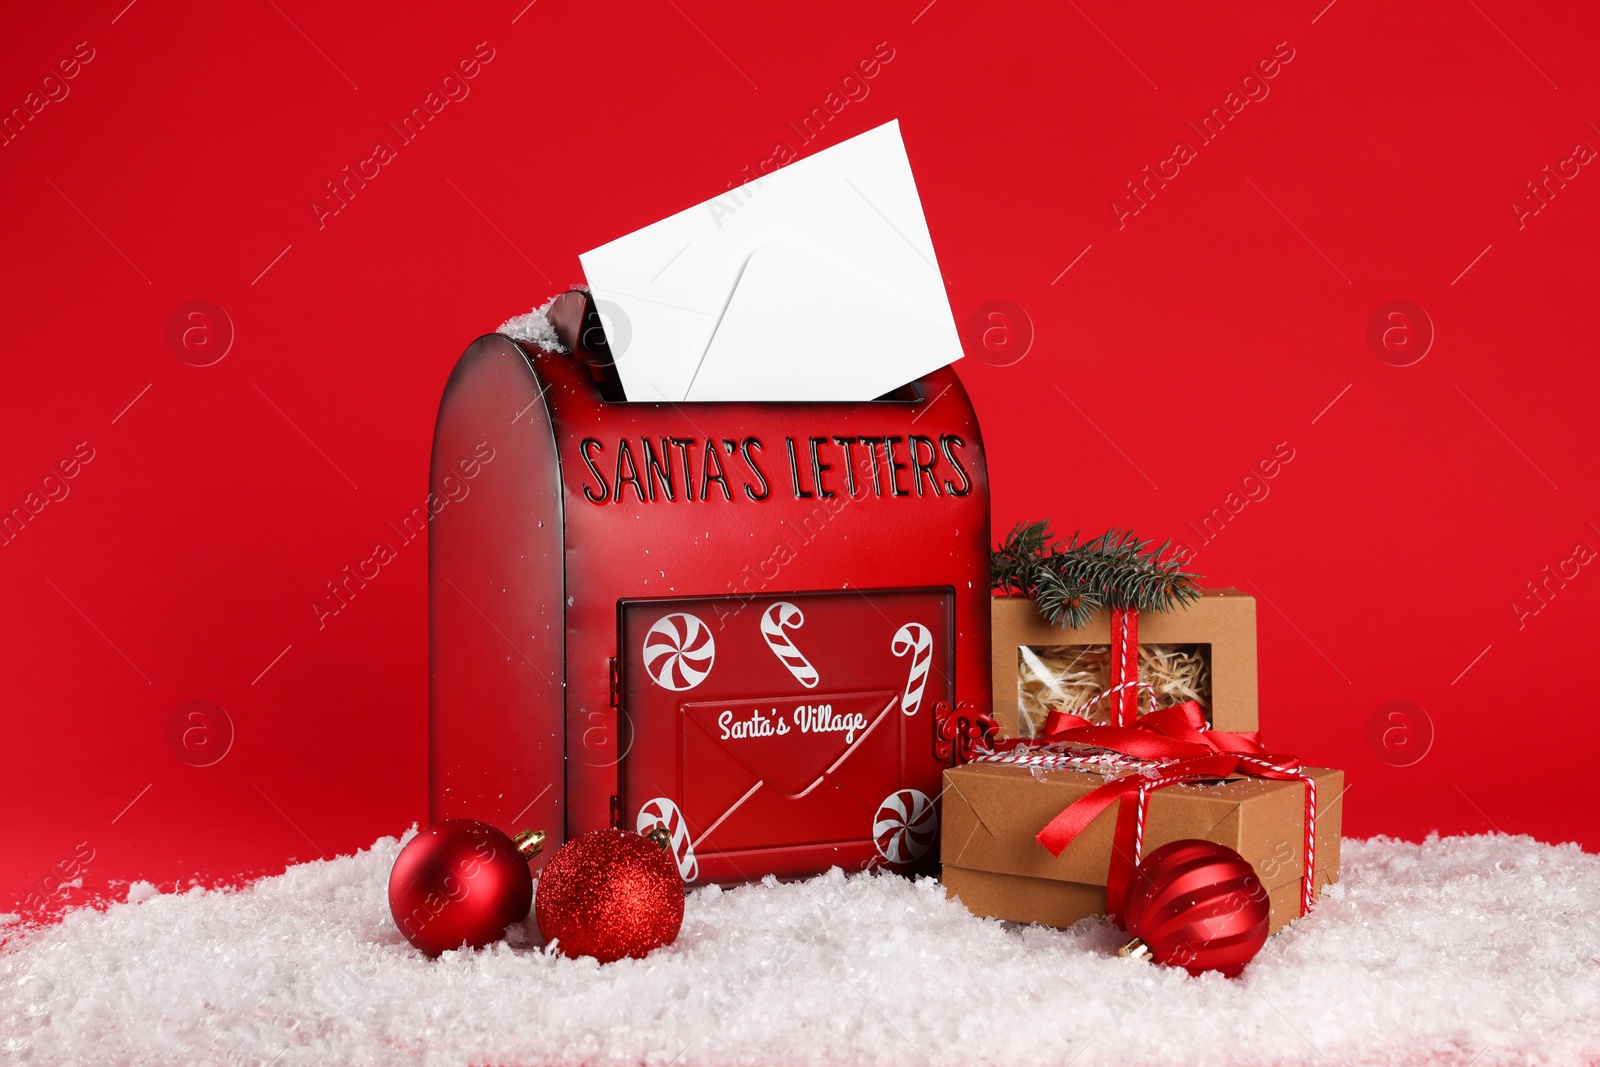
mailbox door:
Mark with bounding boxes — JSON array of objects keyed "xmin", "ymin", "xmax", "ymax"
[{"xmin": 617, "ymin": 587, "xmax": 954, "ymax": 884}]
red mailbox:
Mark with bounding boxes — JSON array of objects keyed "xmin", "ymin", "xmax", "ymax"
[{"xmin": 429, "ymin": 316, "xmax": 989, "ymax": 882}]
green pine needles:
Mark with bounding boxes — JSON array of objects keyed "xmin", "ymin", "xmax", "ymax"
[{"xmin": 992, "ymin": 522, "xmax": 1203, "ymax": 629}]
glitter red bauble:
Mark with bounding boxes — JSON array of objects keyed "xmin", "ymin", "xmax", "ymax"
[
  {"xmin": 535, "ymin": 828, "xmax": 685, "ymax": 963},
  {"xmin": 388, "ymin": 820, "xmax": 545, "ymax": 957},
  {"xmin": 1122, "ymin": 839, "xmax": 1271, "ymax": 977}
]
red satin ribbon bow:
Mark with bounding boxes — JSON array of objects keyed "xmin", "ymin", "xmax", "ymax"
[{"xmin": 1019, "ymin": 700, "xmax": 1316, "ymax": 922}]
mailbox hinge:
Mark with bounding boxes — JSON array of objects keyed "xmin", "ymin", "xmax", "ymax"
[{"xmin": 608, "ymin": 657, "xmax": 620, "ymax": 707}]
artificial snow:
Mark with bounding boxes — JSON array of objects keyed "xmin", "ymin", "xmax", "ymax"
[
  {"xmin": 498, "ymin": 294, "xmax": 568, "ymax": 351},
  {"xmin": 4, "ymin": 834, "xmax": 1599, "ymax": 1066}
]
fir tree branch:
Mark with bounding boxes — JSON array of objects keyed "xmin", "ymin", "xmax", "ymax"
[{"xmin": 992, "ymin": 522, "xmax": 1202, "ymax": 628}]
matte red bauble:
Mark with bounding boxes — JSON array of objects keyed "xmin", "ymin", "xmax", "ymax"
[
  {"xmin": 388, "ymin": 820, "xmax": 545, "ymax": 957},
  {"xmin": 1120, "ymin": 839, "xmax": 1271, "ymax": 977},
  {"xmin": 535, "ymin": 828, "xmax": 685, "ymax": 963}
]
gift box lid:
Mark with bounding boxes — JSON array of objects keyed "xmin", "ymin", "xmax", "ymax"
[{"xmin": 940, "ymin": 761, "xmax": 1343, "ymax": 895}]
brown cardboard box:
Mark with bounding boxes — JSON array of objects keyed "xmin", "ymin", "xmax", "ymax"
[
  {"xmin": 993, "ymin": 590, "xmax": 1259, "ymax": 737},
  {"xmin": 941, "ymin": 761, "xmax": 1343, "ymax": 935}
]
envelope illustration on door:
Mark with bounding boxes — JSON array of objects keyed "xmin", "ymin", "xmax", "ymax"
[
  {"xmin": 579, "ymin": 120, "xmax": 964, "ymax": 403},
  {"xmin": 677, "ymin": 690, "xmax": 902, "ymax": 854}
]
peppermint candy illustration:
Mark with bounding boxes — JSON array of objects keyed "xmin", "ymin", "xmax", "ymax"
[
  {"xmin": 873, "ymin": 788, "xmax": 937, "ymax": 866},
  {"xmin": 643, "ymin": 612, "xmax": 715, "ymax": 691},
  {"xmin": 891, "ymin": 622, "xmax": 933, "ymax": 716},
  {"xmin": 637, "ymin": 795, "xmax": 698, "ymax": 883},
  {"xmin": 760, "ymin": 601, "xmax": 818, "ymax": 689}
]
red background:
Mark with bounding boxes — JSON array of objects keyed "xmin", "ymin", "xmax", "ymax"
[{"xmin": 4, "ymin": 0, "xmax": 1597, "ymax": 919}]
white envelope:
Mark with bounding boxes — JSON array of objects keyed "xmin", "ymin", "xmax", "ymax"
[{"xmin": 578, "ymin": 120, "xmax": 963, "ymax": 403}]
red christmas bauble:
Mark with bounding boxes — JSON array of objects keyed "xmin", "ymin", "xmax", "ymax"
[
  {"xmin": 1121, "ymin": 839, "xmax": 1271, "ymax": 977},
  {"xmin": 535, "ymin": 828, "xmax": 685, "ymax": 963},
  {"xmin": 388, "ymin": 820, "xmax": 545, "ymax": 957}
]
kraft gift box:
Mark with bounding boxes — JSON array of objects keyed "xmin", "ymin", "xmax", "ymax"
[
  {"xmin": 992, "ymin": 589, "xmax": 1260, "ymax": 736},
  {"xmin": 940, "ymin": 761, "xmax": 1344, "ymax": 935}
]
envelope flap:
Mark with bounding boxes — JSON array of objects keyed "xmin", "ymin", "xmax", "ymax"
[
  {"xmin": 686, "ymin": 243, "xmax": 954, "ymax": 402},
  {"xmin": 941, "ymin": 764, "xmax": 1117, "ymax": 883}
]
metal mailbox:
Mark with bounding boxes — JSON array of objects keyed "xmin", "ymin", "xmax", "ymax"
[{"xmin": 428, "ymin": 307, "xmax": 989, "ymax": 881}]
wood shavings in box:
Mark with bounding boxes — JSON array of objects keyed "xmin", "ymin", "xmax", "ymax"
[
  {"xmin": 1015, "ymin": 643, "xmax": 1211, "ymax": 735},
  {"xmin": 991, "ymin": 592, "xmax": 1259, "ymax": 736}
]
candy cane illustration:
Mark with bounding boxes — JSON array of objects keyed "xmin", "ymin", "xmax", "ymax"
[
  {"xmin": 891, "ymin": 622, "xmax": 933, "ymax": 716},
  {"xmin": 636, "ymin": 796, "xmax": 698, "ymax": 883},
  {"xmin": 643, "ymin": 612, "xmax": 715, "ymax": 691},
  {"xmin": 873, "ymin": 788, "xmax": 937, "ymax": 865},
  {"xmin": 760, "ymin": 601, "xmax": 818, "ymax": 689}
]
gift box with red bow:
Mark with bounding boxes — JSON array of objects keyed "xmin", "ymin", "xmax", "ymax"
[
  {"xmin": 940, "ymin": 751, "xmax": 1344, "ymax": 935},
  {"xmin": 944, "ymin": 590, "xmax": 1344, "ymax": 936}
]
